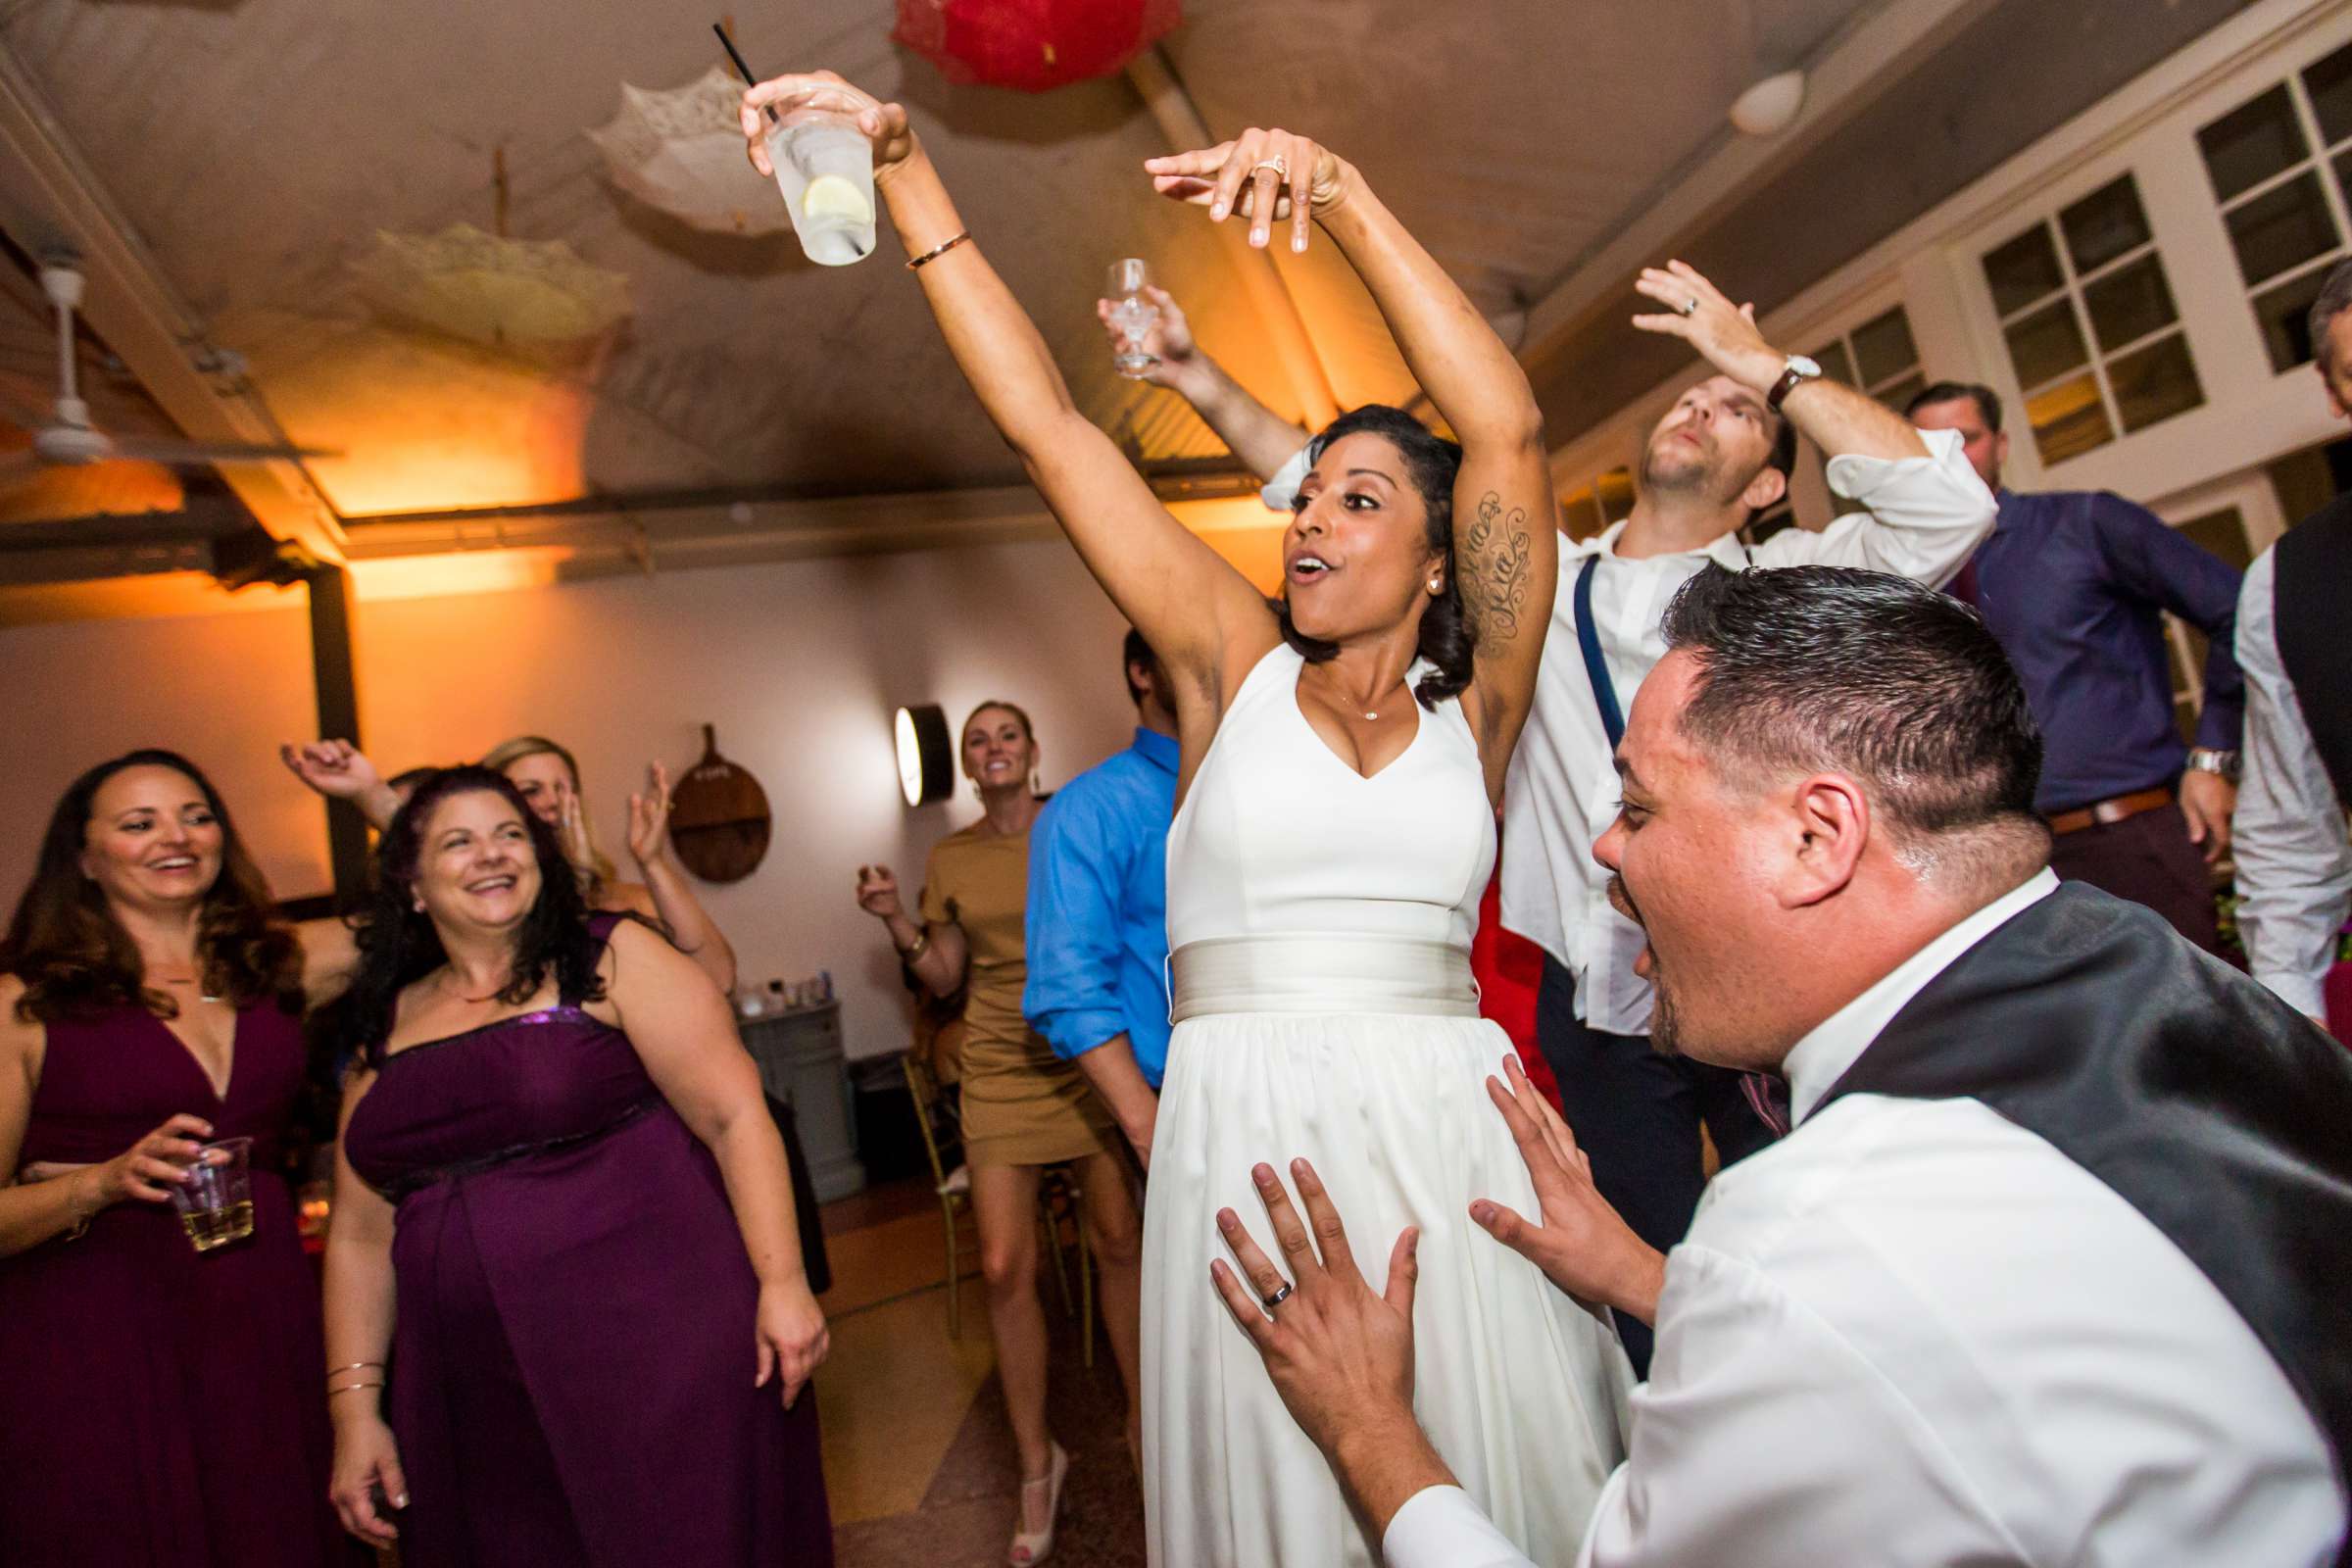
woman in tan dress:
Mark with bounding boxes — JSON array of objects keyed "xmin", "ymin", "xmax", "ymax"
[{"xmin": 857, "ymin": 701, "xmax": 1142, "ymax": 1565}]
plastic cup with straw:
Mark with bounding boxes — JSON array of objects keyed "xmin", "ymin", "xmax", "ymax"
[{"xmin": 715, "ymin": 23, "xmax": 876, "ymax": 266}]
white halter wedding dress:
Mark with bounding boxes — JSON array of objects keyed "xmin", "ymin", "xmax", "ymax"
[{"xmin": 1143, "ymin": 642, "xmax": 1632, "ymax": 1566}]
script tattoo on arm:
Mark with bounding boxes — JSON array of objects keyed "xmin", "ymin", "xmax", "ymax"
[{"xmin": 1462, "ymin": 492, "xmax": 1533, "ymax": 642}]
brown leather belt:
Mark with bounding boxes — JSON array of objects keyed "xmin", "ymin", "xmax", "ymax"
[{"xmin": 2044, "ymin": 786, "xmax": 2173, "ymax": 836}]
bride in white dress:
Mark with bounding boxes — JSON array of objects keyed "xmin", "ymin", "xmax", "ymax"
[{"xmin": 741, "ymin": 78, "xmax": 1629, "ymax": 1566}]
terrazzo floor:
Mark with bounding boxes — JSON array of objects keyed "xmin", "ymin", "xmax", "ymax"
[{"xmin": 815, "ymin": 1178, "xmax": 1146, "ymax": 1567}]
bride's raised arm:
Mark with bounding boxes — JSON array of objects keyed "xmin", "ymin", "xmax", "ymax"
[
  {"xmin": 1149, "ymin": 130, "xmax": 1558, "ymax": 799},
  {"xmin": 741, "ymin": 74, "xmax": 1278, "ymax": 718}
]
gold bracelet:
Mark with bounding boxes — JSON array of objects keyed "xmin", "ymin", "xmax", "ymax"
[
  {"xmin": 60, "ymin": 1180, "xmax": 95, "ymax": 1244},
  {"xmin": 899, "ymin": 928, "xmax": 931, "ymax": 963},
  {"xmin": 328, "ymin": 1381, "xmax": 387, "ymax": 1396},
  {"xmin": 328, "ymin": 1361, "xmax": 385, "ymax": 1378},
  {"xmin": 906, "ymin": 230, "xmax": 972, "ymax": 270}
]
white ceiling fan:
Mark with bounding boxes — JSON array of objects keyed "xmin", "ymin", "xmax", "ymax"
[{"xmin": 0, "ymin": 259, "xmax": 337, "ymax": 488}]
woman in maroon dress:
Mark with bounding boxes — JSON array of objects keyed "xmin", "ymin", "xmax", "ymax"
[
  {"xmin": 0, "ymin": 750, "xmax": 361, "ymax": 1567},
  {"xmin": 321, "ymin": 766, "xmax": 832, "ymax": 1562}
]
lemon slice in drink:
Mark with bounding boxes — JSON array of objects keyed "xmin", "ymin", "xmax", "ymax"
[{"xmin": 803, "ymin": 174, "xmax": 873, "ymax": 224}]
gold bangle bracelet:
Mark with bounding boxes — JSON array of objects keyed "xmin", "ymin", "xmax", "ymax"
[
  {"xmin": 328, "ymin": 1381, "xmax": 387, "ymax": 1396},
  {"xmin": 906, "ymin": 230, "xmax": 972, "ymax": 270},
  {"xmin": 328, "ymin": 1361, "xmax": 385, "ymax": 1378}
]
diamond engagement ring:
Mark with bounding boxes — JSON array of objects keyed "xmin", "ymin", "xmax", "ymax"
[
  {"xmin": 1262, "ymin": 1282, "xmax": 1294, "ymax": 1309},
  {"xmin": 1251, "ymin": 155, "xmax": 1289, "ymax": 180}
]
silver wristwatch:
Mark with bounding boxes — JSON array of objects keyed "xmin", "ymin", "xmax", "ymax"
[{"xmin": 2185, "ymin": 747, "xmax": 2241, "ymax": 783}]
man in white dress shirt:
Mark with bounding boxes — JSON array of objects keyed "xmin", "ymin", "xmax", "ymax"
[
  {"xmin": 1108, "ymin": 264, "xmax": 1995, "ymax": 1373},
  {"xmin": 2235, "ymin": 261, "xmax": 2352, "ymax": 1036},
  {"xmin": 1210, "ymin": 564, "xmax": 2350, "ymax": 1565}
]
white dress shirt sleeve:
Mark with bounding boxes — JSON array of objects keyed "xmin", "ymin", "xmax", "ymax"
[
  {"xmin": 2231, "ymin": 548, "xmax": 2352, "ymax": 1018},
  {"xmin": 1383, "ymin": 1486, "xmax": 1541, "ymax": 1568},
  {"xmin": 1753, "ymin": 425, "xmax": 1996, "ymax": 587}
]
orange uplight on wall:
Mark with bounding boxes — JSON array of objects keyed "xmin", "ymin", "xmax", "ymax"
[
  {"xmin": 348, "ymin": 548, "xmax": 571, "ymax": 603},
  {"xmin": 233, "ymin": 318, "xmax": 603, "ymax": 518}
]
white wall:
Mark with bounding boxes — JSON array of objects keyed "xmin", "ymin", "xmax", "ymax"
[{"xmin": 0, "ymin": 536, "xmax": 1142, "ymax": 1060}]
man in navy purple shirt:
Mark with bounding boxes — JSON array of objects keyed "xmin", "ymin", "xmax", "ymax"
[{"xmin": 1907, "ymin": 381, "xmax": 2242, "ymax": 954}]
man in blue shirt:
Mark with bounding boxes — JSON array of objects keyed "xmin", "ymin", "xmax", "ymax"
[
  {"xmin": 1025, "ymin": 629, "xmax": 1177, "ymax": 1166},
  {"xmin": 1909, "ymin": 381, "xmax": 2243, "ymax": 954}
]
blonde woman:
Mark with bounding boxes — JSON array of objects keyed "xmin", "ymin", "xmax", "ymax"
[
  {"xmin": 281, "ymin": 737, "xmax": 737, "ymax": 995},
  {"xmin": 856, "ymin": 700, "xmax": 1144, "ymax": 1565}
]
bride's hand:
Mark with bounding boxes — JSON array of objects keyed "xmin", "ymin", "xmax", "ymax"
[
  {"xmin": 740, "ymin": 72, "xmax": 917, "ymax": 181},
  {"xmin": 1145, "ymin": 127, "xmax": 1349, "ymax": 253}
]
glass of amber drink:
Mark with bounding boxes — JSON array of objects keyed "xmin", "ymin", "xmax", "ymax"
[{"xmin": 171, "ymin": 1137, "xmax": 255, "ymax": 1253}]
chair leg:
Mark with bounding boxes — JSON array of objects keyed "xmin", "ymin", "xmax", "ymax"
[
  {"xmin": 1041, "ymin": 1207, "xmax": 1075, "ymax": 1317},
  {"xmin": 942, "ymin": 1197, "xmax": 960, "ymax": 1339}
]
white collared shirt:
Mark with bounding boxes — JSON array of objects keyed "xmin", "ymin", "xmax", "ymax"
[
  {"xmin": 2232, "ymin": 544, "xmax": 2352, "ymax": 1019},
  {"xmin": 1385, "ymin": 869, "xmax": 2346, "ymax": 1567},
  {"xmin": 1498, "ymin": 429, "xmax": 1993, "ymax": 1034}
]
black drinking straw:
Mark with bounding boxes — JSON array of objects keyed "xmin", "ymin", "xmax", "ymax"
[{"xmin": 713, "ymin": 22, "xmax": 780, "ymax": 121}]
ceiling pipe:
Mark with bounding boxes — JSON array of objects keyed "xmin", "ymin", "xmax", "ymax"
[{"xmin": 338, "ymin": 459, "xmax": 1263, "ymax": 532}]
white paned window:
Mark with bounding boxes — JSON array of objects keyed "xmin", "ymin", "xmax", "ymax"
[
  {"xmin": 2195, "ymin": 39, "xmax": 2352, "ymax": 371},
  {"xmin": 1981, "ymin": 173, "xmax": 2206, "ymax": 466},
  {"xmin": 1806, "ymin": 303, "xmax": 1925, "ymax": 412}
]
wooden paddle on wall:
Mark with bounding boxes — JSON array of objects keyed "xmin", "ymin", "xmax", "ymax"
[{"xmin": 668, "ymin": 724, "xmax": 772, "ymax": 883}]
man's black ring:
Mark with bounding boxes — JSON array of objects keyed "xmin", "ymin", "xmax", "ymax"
[{"xmin": 1262, "ymin": 1282, "xmax": 1294, "ymax": 1310}]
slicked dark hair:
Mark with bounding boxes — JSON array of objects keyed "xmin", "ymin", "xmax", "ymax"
[
  {"xmin": 1658, "ymin": 564, "xmax": 2046, "ymax": 850},
  {"xmin": 1277, "ymin": 404, "xmax": 1472, "ymax": 710},
  {"xmin": 1905, "ymin": 380, "xmax": 2004, "ymax": 433}
]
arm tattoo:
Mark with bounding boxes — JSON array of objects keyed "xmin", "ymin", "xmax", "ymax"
[{"xmin": 1462, "ymin": 492, "xmax": 1533, "ymax": 641}]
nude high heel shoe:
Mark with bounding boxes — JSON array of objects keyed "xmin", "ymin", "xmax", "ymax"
[{"xmin": 1007, "ymin": 1442, "xmax": 1069, "ymax": 1566}]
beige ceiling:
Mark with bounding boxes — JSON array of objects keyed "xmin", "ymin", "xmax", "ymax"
[{"xmin": 0, "ymin": 0, "xmax": 1866, "ymax": 538}]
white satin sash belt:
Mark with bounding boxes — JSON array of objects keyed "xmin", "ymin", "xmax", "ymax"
[{"xmin": 1168, "ymin": 933, "xmax": 1481, "ymax": 1022}]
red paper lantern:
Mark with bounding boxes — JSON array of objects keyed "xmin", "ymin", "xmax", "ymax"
[{"xmin": 893, "ymin": 0, "xmax": 1183, "ymax": 93}]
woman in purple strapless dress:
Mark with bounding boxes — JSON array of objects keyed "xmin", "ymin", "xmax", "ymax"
[
  {"xmin": 321, "ymin": 765, "xmax": 832, "ymax": 1564},
  {"xmin": 0, "ymin": 750, "xmax": 364, "ymax": 1567}
]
